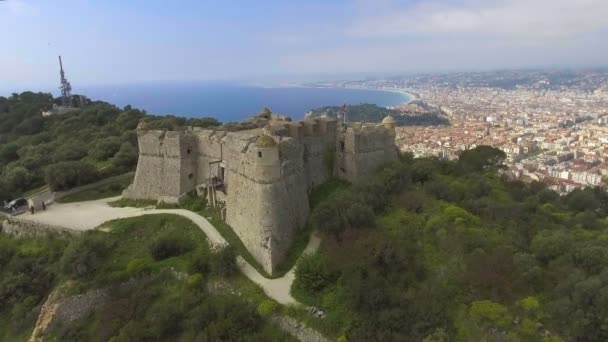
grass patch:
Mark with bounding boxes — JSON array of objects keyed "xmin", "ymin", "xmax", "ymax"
[
  {"xmin": 108, "ymin": 198, "xmax": 157, "ymax": 208},
  {"xmin": 309, "ymin": 178, "xmax": 350, "ymax": 209},
  {"xmin": 0, "ymin": 320, "xmax": 32, "ymax": 342},
  {"xmin": 108, "ymin": 178, "xmax": 348, "ymax": 279},
  {"xmin": 72, "ymin": 214, "xmax": 210, "ymax": 288},
  {"xmin": 57, "ymin": 174, "xmax": 133, "ymax": 203},
  {"xmin": 282, "ymin": 304, "xmax": 341, "ymax": 340}
]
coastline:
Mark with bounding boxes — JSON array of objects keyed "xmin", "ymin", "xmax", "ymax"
[
  {"xmin": 291, "ymin": 84, "xmax": 417, "ymax": 105},
  {"xmin": 72, "ymin": 83, "xmax": 420, "ymax": 120}
]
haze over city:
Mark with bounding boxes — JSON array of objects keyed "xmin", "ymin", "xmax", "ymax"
[{"xmin": 1, "ymin": 0, "xmax": 608, "ymax": 92}]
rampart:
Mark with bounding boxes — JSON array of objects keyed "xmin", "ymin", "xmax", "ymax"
[{"xmin": 124, "ymin": 113, "xmax": 398, "ymax": 273}]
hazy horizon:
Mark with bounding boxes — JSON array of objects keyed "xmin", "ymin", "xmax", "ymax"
[{"xmin": 1, "ymin": 0, "xmax": 608, "ymax": 92}]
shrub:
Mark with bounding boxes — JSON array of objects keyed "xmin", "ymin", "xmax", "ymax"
[
  {"xmin": 470, "ymin": 300, "xmax": 512, "ymax": 328},
  {"xmin": 210, "ymin": 245, "xmax": 238, "ymax": 277},
  {"xmin": 45, "ymin": 161, "xmax": 99, "ymax": 191},
  {"xmin": 187, "ymin": 273, "xmax": 204, "ymax": 289},
  {"xmin": 126, "ymin": 258, "xmax": 151, "ymax": 278},
  {"xmin": 294, "ymin": 253, "xmax": 338, "ymax": 294},
  {"xmin": 60, "ymin": 232, "xmax": 113, "ymax": 278},
  {"xmin": 518, "ymin": 296, "xmax": 540, "ymax": 313},
  {"xmin": 150, "ymin": 235, "xmax": 194, "ymax": 261},
  {"xmin": 188, "ymin": 248, "xmax": 211, "ymax": 274},
  {"xmin": 256, "ymin": 300, "xmax": 277, "ymax": 317}
]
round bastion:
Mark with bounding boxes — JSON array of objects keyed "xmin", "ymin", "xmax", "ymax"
[
  {"xmin": 382, "ymin": 115, "xmax": 397, "ymax": 130},
  {"xmin": 255, "ymin": 134, "xmax": 277, "ymax": 148}
]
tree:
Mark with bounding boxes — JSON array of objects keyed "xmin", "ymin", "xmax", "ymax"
[
  {"xmin": 294, "ymin": 253, "xmax": 337, "ymax": 294},
  {"xmin": 4, "ymin": 166, "xmax": 32, "ymax": 193},
  {"xmin": 53, "ymin": 143, "xmax": 88, "ymax": 162},
  {"xmin": 458, "ymin": 146, "xmax": 506, "ymax": 173},
  {"xmin": 90, "ymin": 136, "xmax": 122, "ymax": 161},
  {"xmin": 111, "ymin": 142, "xmax": 138, "ymax": 170},
  {"xmin": 44, "ymin": 161, "xmax": 98, "ymax": 191},
  {"xmin": 469, "ymin": 300, "xmax": 512, "ymax": 328},
  {"xmin": 0, "ymin": 143, "xmax": 19, "ymax": 164}
]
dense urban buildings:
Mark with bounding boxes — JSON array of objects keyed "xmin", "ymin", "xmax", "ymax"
[{"xmin": 309, "ymin": 70, "xmax": 608, "ymax": 193}]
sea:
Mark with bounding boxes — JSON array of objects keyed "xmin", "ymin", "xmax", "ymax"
[{"xmin": 78, "ymin": 82, "xmax": 410, "ymax": 122}]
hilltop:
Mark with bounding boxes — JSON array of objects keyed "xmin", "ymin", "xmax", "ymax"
[{"xmin": 0, "ymin": 92, "xmax": 220, "ymax": 202}]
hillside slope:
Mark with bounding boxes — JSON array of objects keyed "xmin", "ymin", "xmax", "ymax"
[{"xmin": 293, "ymin": 146, "xmax": 608, "ymax": 341}]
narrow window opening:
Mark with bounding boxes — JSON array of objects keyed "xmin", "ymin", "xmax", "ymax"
[
  {"xmin": 188, "ymin": 173, "xmax": 193, "ymax": 180},
  {"xmin": 340, "ymin": 141, "xmax": 345, "ymax": 151},
  {"xmin": 258, "ymin": 151, "xmax": 262, "ymax": 158},
  {"xmin": 187, "ymin": 148, "xmax": 191, "ymax": 154}
]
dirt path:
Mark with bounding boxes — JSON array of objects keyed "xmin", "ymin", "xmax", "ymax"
[{"xmin": 17, "ymin": 197, "xmax": 321, "ymax": 305}]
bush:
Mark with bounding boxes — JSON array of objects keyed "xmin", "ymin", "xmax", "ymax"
[
  {"xmin": 89, "ymin": 136, "xmax": 121, "ymax": 161},
  {"xmin": 210, "ymin": 245, "xmax": 238, "ymax": 277},
  {"xmin": 470, "ymin": 300, "xmax": 512, "ymax": 328},
  {"xmin": 111, "ymin": 142, "xmax": 138, "ymax": 171},
  {"xmin": 45, "ymin": 161, "xmax": 99, "ymax": 191},
  {"xmin": 256, "ymin": 300, "xmax": 277, "ymax": 317},
  {"xmin": 60, "ymin": 232, "xmax": 113, "ymax": 278},
  {"xmin": 294, "ymin": 253, "xmax": 337, "ymax": 294},
  {"xmin": 187, "ymin": 273, "xmax": 204, "ymax": 289},
  {"xmin": 126, "ymin": 258, "xmax": 151, "ymax": 278},
  {"xmin": 150, "ymin": 235, "xmax": 194, "ymax": 261},
  {"xmin": 189, "ymin": 248, "xmax": 211, "ymax": 274}
]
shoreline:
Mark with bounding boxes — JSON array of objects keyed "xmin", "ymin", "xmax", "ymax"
[{"xmin": 288, "ymin": 84, "xmax": 417, "ymax": 106}]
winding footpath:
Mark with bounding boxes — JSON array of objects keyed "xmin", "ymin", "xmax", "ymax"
[{"xmin": 17, "ymin": 196, "xmax": 321, "ymax": 305}]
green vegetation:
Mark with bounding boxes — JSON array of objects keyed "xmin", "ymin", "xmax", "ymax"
[
  {"xmin": 0, "ymin": 92, "xmax": 220, "ymax": 202},
  {"xmin": 0, "ymin": 214, "xmax": 293, "ymax": 340},
  {"xmin": 199, "ymin": 205, "xmax": 274, "ymax": 277},
  {"xmin": 108, "ymin": 198, "xmax": 157, "ymax": 208},
  {"xmin": 293, "ymin": 146, "xmax": 608, "ymax": 341},
  {"xmin": 56, "ymin": 173, "xmax": 134, "ymax": 203},
  {"xmin": 308, "ymin": 103, "xmax": 449, "ymax": 126},
  {"xmin": 0, "ymin": 232, "xmax": 71, "ymax": 340}
]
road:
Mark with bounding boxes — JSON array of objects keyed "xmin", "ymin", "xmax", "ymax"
[{"xmin": 16, "ymin": 197, "xmax": 321, "ymax": 305}]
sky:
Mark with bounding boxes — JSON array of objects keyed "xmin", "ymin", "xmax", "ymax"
[{"xmin": 1, "ymin": 0, "xmax": 608, "ymax": 91}]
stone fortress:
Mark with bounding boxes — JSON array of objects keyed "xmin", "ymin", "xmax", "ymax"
[{"xmin": 123, "ymin": 109, "xmax": 399, "ymax": 273}]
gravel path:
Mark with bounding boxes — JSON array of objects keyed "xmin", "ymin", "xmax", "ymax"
[{"xmin": 17, "ymin": 197, "xmax": 321, "ymax": 305}]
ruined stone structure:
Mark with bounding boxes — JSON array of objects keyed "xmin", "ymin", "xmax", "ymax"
[{"xmin": 123, "ymin": 113, "xmax": 398, "ymax": 273}]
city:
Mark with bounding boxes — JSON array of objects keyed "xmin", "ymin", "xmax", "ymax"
[{"xmin": 310, "ymin": 70, "xmax": 608, "ymax": 193}]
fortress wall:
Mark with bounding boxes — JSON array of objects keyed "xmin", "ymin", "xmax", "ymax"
[
  {"xmin": 225, "ymin": 170, "xmax": 308, "ymax": 273},
  {"xmin": 336, "ymin": 125, "xmax": 398, "ymax": 182},
  {"xmin": 302, "ymin": 133, "xmax": 335, "ymax": 188},
  {"xmin": 225, "ymin": 138, "xmax": 309, "ymax": 273},
  {"xmin": 124, "ymin": 130, "xmax": 197, "ymax": 201},
  {"xmin": 193, "ymin": 130, "xmax": 224, "ymax": 184},
  {"xmin": 124, "ymin": 130, "xmax": 169, "ymax": 200}
]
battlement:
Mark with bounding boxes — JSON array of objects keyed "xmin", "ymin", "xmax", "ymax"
[{"xmin": 125, "ymin": 113, "xmax": 397, "ymax": 273}]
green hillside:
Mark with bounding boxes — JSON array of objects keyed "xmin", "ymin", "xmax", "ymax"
[
  {"xmin": 0, "ymin": 215, "xmax": 292, "ymax": 341},
  {"xmin": 293, "ymin": 146, "xmax": 608, "ymax": 341},
  {"xmin": 0, "ymin": 92, "xmax": 220, "ymax": 201}
]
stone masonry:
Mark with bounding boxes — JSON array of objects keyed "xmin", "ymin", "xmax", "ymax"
[{"xmin": 123, "ymin": 112, "xmax": 398, "ymax": 273}]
